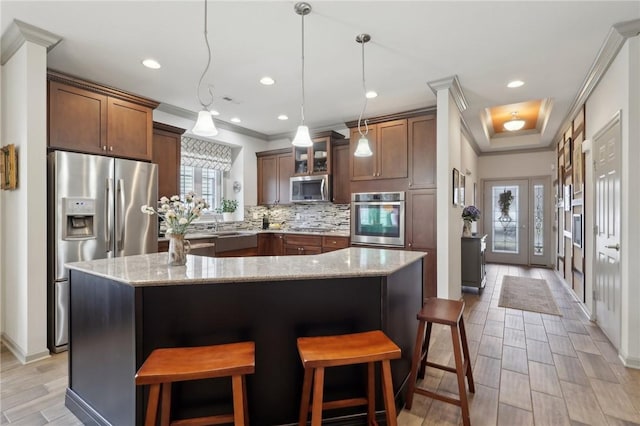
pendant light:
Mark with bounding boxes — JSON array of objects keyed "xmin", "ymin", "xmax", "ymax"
[
  {"xmin": 503, "ymin": 111, "xmax": 525, "ymax": 132},
  {"xmin": 292, "ymin": 2, "xmax": 313, "ymax": 147},
  {"xmin": 353, "ymin": 33, "xmax": 373, "ymax": 157},
  {"xmin": 192, "ymin": 0, "xmax": 219, "ymax": 137}
]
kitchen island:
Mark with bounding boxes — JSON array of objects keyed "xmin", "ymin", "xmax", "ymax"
[{"xmin": 65, "ymin": 248, "xmax": 425, "ymax": 425}]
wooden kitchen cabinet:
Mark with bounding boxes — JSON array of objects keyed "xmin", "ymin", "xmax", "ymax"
[
  {"xmin": 257, "ymin": 148, "xmax": 292, "ymax": 205},
  {"xmin": 284, "ymin": 234, "xmax": 322, "ymax": 255},
  {"xmin": 331, "ymin": 139, "xmax": 350, "ymax": 204},
  {"xmin": 292, "ymin": 131, "xmax": 344, "ymax": 176},
  {"xmin": 321, "ymin": 236, "xmax": 350, "ymax": 252},
  {"xmin": 258, "ymin": 233, "xmax": 285, "ymax": 256},
  {"xmin": 48, "ymin": 72, "xmax": 158, "ymax": 161},
  {"xmin": 406, "ymin": 189, "xmax": 437, "ymax": 297},
  {"xmin": 349, "ymin": 119, "xmax": 407, "ymax": 181},
  {"xmin": 408, "ymin": 114, "xmax": 437, "ymax": 189},
  {"xmin": 152, "ymin": 122, "xmax": 184, "ymax": 199}
]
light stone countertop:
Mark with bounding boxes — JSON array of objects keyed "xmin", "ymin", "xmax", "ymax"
[{"xmin": 66, "ymin": 248, "xmax": 426, "ymax": 287}]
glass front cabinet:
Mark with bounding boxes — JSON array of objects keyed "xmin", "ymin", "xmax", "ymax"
[{"xmin": 292, "ymin": 131, "xmax": 344, "ymax": 176}]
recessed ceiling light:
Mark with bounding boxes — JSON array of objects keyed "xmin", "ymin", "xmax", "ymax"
[
  {"xmin": 260, "ymin": 76, "xmax": 275, "ymax": 85},
  {"xmin": 142, "ymin": 58, "xmax": 161, "ymax": 69},
  {"xmin": 210, "ymin": 110, "xmax": 220, "ymax": 116},
  {"xmin": 507, "ymin": 80, "xmax": 524, "ymax": 88},
  {"xmin": 278, "ymin": 114, "xmax": 289, "ymax": 120},
  {"xmin": 230, "ymin": 117, "xmax": 241, "ymax": 123},
  {"xmin": 365, "ymin": 90, "xmax": 378, "ymax": 99}
]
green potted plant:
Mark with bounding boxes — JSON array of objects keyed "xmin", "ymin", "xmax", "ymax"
[
  {"xmin": 216, "ymin": 198, "xmax": 238, "ymax": 221},
  {"xmin": 498, "ymin": 190, "xmax": 513, "ymax": 217}
]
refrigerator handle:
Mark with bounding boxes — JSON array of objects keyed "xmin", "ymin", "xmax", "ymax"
[
  {"xmin": 105, "ymin": 179, "xmax": 113, "ymax": 253},
  {"xmin": 117, "ymin": 179, "xmax": 125, "ymax": 251}
]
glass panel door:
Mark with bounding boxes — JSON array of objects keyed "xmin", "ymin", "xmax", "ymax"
[
  {"xmin": 484, "ymin": 180, "xmax": 528, "ymax": 264},
  {"xmin": 483, "ymin": 177, "xmax": 552, "ymax": 266}
]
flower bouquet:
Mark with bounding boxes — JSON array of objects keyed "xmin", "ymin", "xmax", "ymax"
[
  {"xmin": 462, "ymin": 205, "xmax": 481, "ymax": 222},
  {"xmin": 461, "ymin": 205, "xmax": 480, "ymax": 237},
  {"xmin": 141, "ymin": 192, "xmax": 209, "ymax": 265}
]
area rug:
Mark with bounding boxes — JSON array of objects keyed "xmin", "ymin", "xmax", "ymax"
[{"xmin": 498, "ymin": 275, "xmax": 562, "ymax": 316}]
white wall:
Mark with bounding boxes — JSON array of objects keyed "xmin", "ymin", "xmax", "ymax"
[
  {"xmin": 461, "ymin": 133, "xmax": 479, "ymax": 206},
  {"xmin": 478, "ymin": 150, "xmax": 555, "ymax": 180},
  {"xmin": 585, "ymin": 36, "xmax": 640, "ymax": 367},
  {"xmin": 0, "ymin": 41, "xmax": 49, "ymax": 363}
]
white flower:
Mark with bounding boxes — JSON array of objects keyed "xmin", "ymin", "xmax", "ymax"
[
  {"xmin": 178, "ymin": 218, "xmax": 188, "ymax": 225},
  {"xmin": 170, "ymin": 195, "xmax": 180, "ymax": 202},
  {"xmin": 166, "ymin": 210, "xmax": 176, "ymax": 219},
  {"xmin": 160, "ymin": 196, "xmax": 170, "ymax": 204}
]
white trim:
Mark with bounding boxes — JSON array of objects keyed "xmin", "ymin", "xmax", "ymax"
[
  {"xmin": 427, "ymin": 75, "xmax": 468, "ymax": 112},
  {"xmin": 551, "ymin": 19, "xmax": 640, "ymax": 148},
  {"xmin": 0, "ymin": 20, "xmax": 61, "ymax": 65},
  {"xmin": 1, "ymin": 333, "xmax": 51, "ymax": 365}
]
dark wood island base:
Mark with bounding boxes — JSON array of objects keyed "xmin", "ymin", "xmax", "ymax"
[{"xmin": 65, "ymin": 249, "xmax": 425, "ymax": 425}]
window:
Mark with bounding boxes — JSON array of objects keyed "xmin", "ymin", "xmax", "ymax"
[
  {"xmin": 179, "ymin": 136, "xmax": 233, "ymax": 214},
  {"xmin": 180, "ymin": 165, "xmax": 223, "ymax": 212}
]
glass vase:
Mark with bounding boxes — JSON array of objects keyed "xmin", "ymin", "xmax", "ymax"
[
  {"xmin": 462, "ymin": 220, "xmax": 473, "ymax": 237},
  {"xmin": 168, "ymin": 234, "xmax": 190, "ymax": 266}
]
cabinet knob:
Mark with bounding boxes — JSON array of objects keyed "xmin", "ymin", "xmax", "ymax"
[
  {"xmin": 408, "ymin": 242, "xmax": 412, "ymax": 247},
  {"xmin": 332, "ymin": 241, "xmax": 336, "ymax": 244},
  {"xmin": 109, "ymin": 146, "xmax": 114, "ymax": 152},
  {"xmin": 102, "ymin": 146, "xmax": 107, "ymax": 151}
]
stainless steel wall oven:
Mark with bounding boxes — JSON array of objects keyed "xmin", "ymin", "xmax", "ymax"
[{"xmin": 351, "ymin": 192, "xmax": 405, "ymax": 247}]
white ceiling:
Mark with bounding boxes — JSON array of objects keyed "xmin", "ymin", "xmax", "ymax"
[{"xmin": 2, "ymin": 1, "xmax": 639, "ymax": 152}]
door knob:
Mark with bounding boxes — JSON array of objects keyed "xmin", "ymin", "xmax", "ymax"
[{"xmin": 605, "ymin": 243, "xmax": 620, "ymax": 251}]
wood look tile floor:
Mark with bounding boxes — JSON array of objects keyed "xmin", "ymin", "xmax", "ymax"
[
  {"xmin": 399, "ymin": 264, "xmax": 640, "ymax": 426},
  {"xmin": 1, "ymin": 264, "xmax": 639, "ymax": 425}
]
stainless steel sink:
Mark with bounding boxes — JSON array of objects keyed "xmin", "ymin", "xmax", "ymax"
[
  {"xmin": 208, "ymin": 231, "xmax": 257, "ymax": 252},
  {"xmin": 210, "ymin": 231, "xmax": 253, "ymax": 237}
]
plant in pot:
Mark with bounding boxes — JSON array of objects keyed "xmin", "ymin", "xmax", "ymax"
[
  {"xmin": 498, "ymin": 190, "xmax": 513, "ymax": 218},
  {"xmin": 216, "ymin": 198, "xmax": 238, "ymax": 222}
]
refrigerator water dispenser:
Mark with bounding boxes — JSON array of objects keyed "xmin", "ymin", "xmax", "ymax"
[{"xmin": 63, "ymin": 197, "xmax": 96, "ymax": 240}]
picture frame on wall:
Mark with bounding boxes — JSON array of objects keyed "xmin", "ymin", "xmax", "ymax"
[
  {"xmin": 573, "ymin": 134, "xmax": 583, "ymax": 195},
  {"xmin": 473, "ymin": 182, "xmax": 477, "ymax": 206},
  {"xmin": 572, "ymin": 214, "xmax": 583, "ymax": 248},
  {"xmin": 0, "ymin": 144, "xmax": 17, "ymax": 190},
  {"xmin": 452, "ymin": 168, "xmax": 459, "ymax": 206},
  {"xmin": 564, "ymin": 184, "xmax": 571, "ymax": 211},
  {"xmin": 564, "ymin": 137, "xmax": 572, "ymax": 170},
  {"xmin": 459, "ymin": 174, "xmax": 466, "ymax": 206}
]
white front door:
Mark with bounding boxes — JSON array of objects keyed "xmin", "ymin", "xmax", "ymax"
[
  {"xmin": 594, "ymin": 112, "xmax": 622, "ymax": 349},
  {"xmin": 484, "ymin": 180, "xmax": 529, "ymax": 264}
]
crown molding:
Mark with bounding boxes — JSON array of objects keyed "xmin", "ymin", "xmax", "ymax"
[
  {"xmin": 551, "ymin": 18, "xmax": 640, "ymax": 147},
  {"xmin": 156, "ymin": 103, "xmax": 269, "ymax": 141},
  {"xmin": 1, "ymin": 20, "xmax": 62, "ymax": 65},
  {"xmin": 478, "ymin": 146, "xmax": 554, "ymax": 157},
  {"xmin": 460, "ymin": 118, "xmax": 481, "ymax": 156},
  {"xmin": 427, "ymin": 75, "xmax": 468, "ymax": 112}
]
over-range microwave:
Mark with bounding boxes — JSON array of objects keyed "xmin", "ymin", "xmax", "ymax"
[{"xmin": 290, "ymin": 174, "xmax": 330, "ymax": 202}]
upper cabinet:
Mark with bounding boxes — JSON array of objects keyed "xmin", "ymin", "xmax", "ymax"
[
  {"xmin": 408, "ymin": 114, "xmax": 437, "ymax": 189},
  {"xmin": 331, "ymin": 139, "xmax": 350, "ymax": 204},
  {"xmin": 292, "ymin": 131, "xmax": 344, "ymax": 176},
  {"xmin": 152, "ymin": 122, "xmax": 185, "ymax": 199},
  {"xmin": 48, "ymin": 71, "xmax": 159, "ymax": 161},
  {"xmin": 349, "ymin": 119, "xmax": 408, "ymax": 181},
  {"xmin": 257, "ymin": 148, "xmax": 293, "ymax": 205}
]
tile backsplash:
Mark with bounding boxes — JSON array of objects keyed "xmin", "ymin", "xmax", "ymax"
[{"xmin": 187, "ymin": 203, "xmax": 350, "ymax": 233}]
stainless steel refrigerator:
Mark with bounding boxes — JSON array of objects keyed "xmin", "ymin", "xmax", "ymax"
[{"xmin": 47, "ymin": 151, "xmax": 158, "ymax": 353}]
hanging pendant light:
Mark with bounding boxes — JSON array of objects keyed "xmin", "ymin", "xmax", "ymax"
[
  {"xmin": 503, "ymin": 111, "xmax": 525, "ymax": 132},
  {"xmin": 192, "ymin": 0, "xmax": 219, "ymax": 137},
  {"xmin": 292, "ymin": 2, "xmax": 313, "ymax": 147},
  {"xmin": 354, "ymin": 33, "xmax": 373, "ymax": 157}
]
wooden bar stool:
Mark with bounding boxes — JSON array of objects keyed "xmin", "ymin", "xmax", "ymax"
[
  {"xmin": 296, "ymin": 330, "xmax": 401, "ymax": 426},
  {"xmin": 405, "ymin": 298, "xmax": 475, "ymax": 426},
  {"xmin": 135, "ymin": 342, "xmax": 255, "ymax": 426}
]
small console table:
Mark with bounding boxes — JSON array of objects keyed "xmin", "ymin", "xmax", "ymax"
[{"xmin": 461, "ymin": 234, "xmax": 487, "ymax": 291}]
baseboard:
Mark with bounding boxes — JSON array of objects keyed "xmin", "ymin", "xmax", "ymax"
[
  {"xmin": 619, "ymin": 352, "xmax": 640, "ymax": 369},
  {"xmin": 1, "ymin": 332, "xmax": 50, "ymax": 364}
]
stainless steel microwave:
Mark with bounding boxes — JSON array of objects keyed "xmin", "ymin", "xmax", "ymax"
[{"xmin": 290, "ymin": 174, "xmax": 330, "ymax": 202}]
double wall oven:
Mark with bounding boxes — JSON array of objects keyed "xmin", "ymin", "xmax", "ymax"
[{"xmin": 351, "ymin": 192, "xmax": 405, "ymax": 247}]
